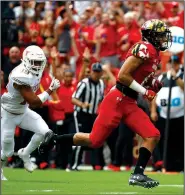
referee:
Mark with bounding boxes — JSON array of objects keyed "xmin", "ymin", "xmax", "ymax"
[{"xmin": 69, "ymin": 62, "xmax": 105, "ymax": 170}]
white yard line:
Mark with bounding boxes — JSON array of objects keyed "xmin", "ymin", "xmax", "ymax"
[
  {"xmin": 99, "ymin": 192, "xmax": 138, "ymax": 195},
  {"xmin": 159, "ymin": 184, "xmax": 183, "ymax": 187},
  {"xmin": 25, "ymin": 185, "xmax": 183, "ymax": 194},
  {"xmin": 99, "ymin": 193, "xmax": 183, "ymax": 195},
  {"xmin": 25, "ymin": 190, "xmax": 60, "ymax": 192},
  {"xmin": 99, "ymin": 193, "xmax": 138, "ymax": 195}
]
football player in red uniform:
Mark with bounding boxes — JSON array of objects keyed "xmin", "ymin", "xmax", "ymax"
[{"xmin": 39, "ymin": 19, "xmax": 172, "ymax": 188}]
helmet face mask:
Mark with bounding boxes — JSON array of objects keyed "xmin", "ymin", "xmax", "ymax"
[
  {"xmin": 28, "ymin": 59, "xmax": 46, "ymax": 74},
  {"xmin": 22, "ymin": 46, "xmax": 47, "ymax": 77},
  {"xmin": 141, "ymin": 19, "xmax": 172, "ymax": 51}
]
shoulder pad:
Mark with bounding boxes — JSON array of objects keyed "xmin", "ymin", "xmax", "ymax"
[
  {"xmin": 131, "ymin": 43, "xmax": 150, "ymax": 60},
  {"xmin": 11, "ymin": 66, "xmax": 32, "ymax": 86}
]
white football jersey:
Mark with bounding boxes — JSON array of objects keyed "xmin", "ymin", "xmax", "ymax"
[{"xmin": 1, "ymin": 63, "xmax": 41, "ymax": 114}]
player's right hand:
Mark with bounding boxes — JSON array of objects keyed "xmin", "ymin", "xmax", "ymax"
[
  {"xmin": 143, "ymin": 90, "xmax": 156, "ymax": 102},
  {"xmin": 49, "ymin": 78, "xmax": 60, "ymax": 91}
]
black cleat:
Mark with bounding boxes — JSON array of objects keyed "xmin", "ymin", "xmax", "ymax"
[
  {"xmin": 129, "ymin": 173, "xmax": 159, "ymax": 189},
  {"xmin": 38, "ymin": 130, "xmax": 56, "ymax": 155}
]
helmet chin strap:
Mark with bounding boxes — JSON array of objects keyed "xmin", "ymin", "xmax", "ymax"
[
  {"xmin": 143, "ymin": 36, "xmax": 160, "ymax": 50},
  {"xmin": 142, "ymin": 37, "xmax": 148, "ymax": 42}
]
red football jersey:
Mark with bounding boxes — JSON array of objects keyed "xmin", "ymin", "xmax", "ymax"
[{"xmin": 125, "ymin": 41, "xmax": 161, "ymax": 87}]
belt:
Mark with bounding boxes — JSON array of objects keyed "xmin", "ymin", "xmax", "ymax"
[
  {"xmin": 65, "ymin": 112, "xmax": 73, "ymax": 118},
  {"xmin": 116, "ymin": 81, "xmax": 138, "ymax": 100}
]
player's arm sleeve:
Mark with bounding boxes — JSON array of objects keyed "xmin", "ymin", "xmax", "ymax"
[
  {"xmin": 72, "ymin": 82, "xmax": 86, "ymax": 99},
  {"xmin": 131, "ymin": 43, "xmax": 150, "ymax": 60}
]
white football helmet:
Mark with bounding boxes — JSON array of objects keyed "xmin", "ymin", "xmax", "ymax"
[{"xmin": 22, "ymin": 45, "xmax": 47, "ymax": 77}]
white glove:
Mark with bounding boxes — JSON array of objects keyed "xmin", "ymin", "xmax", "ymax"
[{"xmin": 49, "ymin": 78, "xmax": 60, "ymax": 91}]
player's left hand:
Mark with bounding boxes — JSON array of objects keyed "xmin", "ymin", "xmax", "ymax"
[{"xmin": 151, "ymin": 79, "xmax": 163, "ymax": 93}]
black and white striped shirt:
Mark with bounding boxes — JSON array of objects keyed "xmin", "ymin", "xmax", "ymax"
[{"xmin": 72, "ymin": 78, "xmax": 105, "ymax": 114}]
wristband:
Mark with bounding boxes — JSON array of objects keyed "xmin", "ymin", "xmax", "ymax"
[
  {"xmin": 49, "ymin": 86, "xmax": 54, "ymax": 91},
  {"xmin": 37, "ymin": 91, "xmax": 50, "ymax": 103},
  {"xmin": 129, "ymin": 80, "xmax": 147, "ymax": 95}
]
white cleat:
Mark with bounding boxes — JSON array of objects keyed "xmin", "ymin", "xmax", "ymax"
[
  {"xmin": 18, "ymin": 148, "xmax": 35, "ymax": 173},
  {"xmin": 1, "ymin": 169, "xmax": 7, "ymax": 181}
]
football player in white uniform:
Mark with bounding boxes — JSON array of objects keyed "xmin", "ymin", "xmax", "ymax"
[{"xmin": 1, "ymin": 45, "xmax": 60, "ymax": 180}]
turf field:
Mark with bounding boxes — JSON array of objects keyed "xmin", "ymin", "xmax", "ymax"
[{"xmin": 2, "ymin": 168, "xmax": 183, "ymax": 195}]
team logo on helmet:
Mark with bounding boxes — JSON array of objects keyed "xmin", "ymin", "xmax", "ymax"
[{"xmin": 141, "ymin": 19, "xmax": 172, "ymax": 51}]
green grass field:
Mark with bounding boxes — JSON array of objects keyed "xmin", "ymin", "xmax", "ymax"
[{"xmin": 2, "ymin": 168, "xmax": 184, "ymax": 195}]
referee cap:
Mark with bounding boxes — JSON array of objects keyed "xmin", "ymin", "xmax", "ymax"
[{"xmin": 92, "ymin": 62, "xmax": 103, "ymax": 72}]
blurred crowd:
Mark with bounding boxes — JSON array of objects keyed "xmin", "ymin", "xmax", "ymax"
[{"xmin": 1, "ymin": 1, "xmax": 184, "ymax": 172}]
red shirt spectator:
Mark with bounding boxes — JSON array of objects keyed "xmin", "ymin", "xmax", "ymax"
[
  {"xmin": 117, "ymin": 15, "xmax": 141, "ymax": 61},
  {"xmin": 36, "ymin": 69, "xmax": 52, "ymax": 95},
  {"xmin": 1, "ymin": 71, "xmax": 7, "ymax": 95},
  {"xmin": 95, "ymin": 13, "xmax": 118, "ymax": 58},
  {"xmin": 58, "ymin": 70, "xmax": 77, "ymax": 114},
  {"xmin": 153, "ymin": 2, "xmax": 184, "ymax": 28},
  {"xmin": 164, "ymin": 2, "xmax": 184, "ymax": 28},
  {"xmin": 37, "ymin": 69, "xmax": 65, "ymax": 122},
  {"xmin": 72, "ymin": 15, "xmax": 95, "ymax": 56},
  {"xmin": 23, "ymin": 22, "xmax": 44, "ymax": 46}
]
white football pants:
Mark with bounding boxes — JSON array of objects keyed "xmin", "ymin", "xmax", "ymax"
[{"xmin": 1, "ymin": 107, "xmax": 50, "ymax": 159}]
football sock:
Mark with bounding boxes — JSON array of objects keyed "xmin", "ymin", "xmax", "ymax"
[
  {"xmin": 1, "ymin": 140, "xmax": 14, "ymax": 159},
  {"xmin": 23, "ymin": 134, "xmax": 43, "ymax": 155},
  {"xmin": 1, "ymin": 151, "xmax": 7, "ymax": 168},
  {"xmin": 1, "ymin": 150, "xmax": 7, "ymax": 162},
  {"xmin": 134, "ymin": 147, "xmax": 151, "ymax": 175},
  {"xmin": 56, "ymin": 134, "xmax": 75, "ymax": 147}
]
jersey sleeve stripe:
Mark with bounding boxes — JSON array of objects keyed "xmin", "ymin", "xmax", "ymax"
[
  {"xmin": 12, "ymin": 77, "xmax": 30, "ymax": 86},
  {"xmin": 132, "ymin": 43, "xmax": 140, "ymax": 56}
]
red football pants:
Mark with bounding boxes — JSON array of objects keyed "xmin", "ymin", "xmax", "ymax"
[{"xmin": 89, "ymin": 88, "xmax": 160, "ymax": 148}]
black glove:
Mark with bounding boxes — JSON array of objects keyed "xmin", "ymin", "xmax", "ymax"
[{"xmin": 38, "ymin": 130, "xmax": 56, "ymax": 155}]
